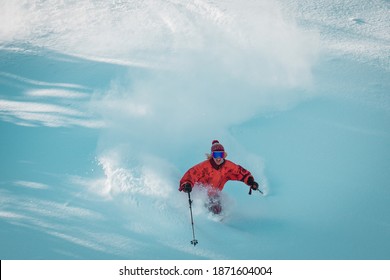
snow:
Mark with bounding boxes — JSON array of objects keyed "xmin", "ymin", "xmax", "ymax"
[{"xmin": 0, "ymin": 0, "xmax": 389, "ymax": 260}]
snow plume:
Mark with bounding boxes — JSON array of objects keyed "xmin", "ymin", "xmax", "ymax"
[
  {"xmin": 94, "ymin": 149, "xmax": 175, "ymax": 200},
  {"xmin": 1, "ymin": 0, "xmax": 319, "ymax": 127},
  {"xmin": 1, "ymin": 0, "xmax": 318, "ymax": 197},
  {"xmin": 82, "ymin": 0, "xmax": 318, "ymax": 197},
  {"xmin": 0, "ymin": 1, "xmax": 318, "ymax": 74}
]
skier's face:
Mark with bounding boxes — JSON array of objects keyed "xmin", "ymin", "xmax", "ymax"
[
  {"xmin": 212, "ymin": 151, "xmax": 225, "ymax": 165},
  {"xmin": 213, "ymin": 157, "xmax": 224, "ymax": 165}
]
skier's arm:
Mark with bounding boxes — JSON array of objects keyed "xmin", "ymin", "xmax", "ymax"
[
  {"xmin": 227, "ymin": 161, "xmax": 259, "ymax": 190},
  {"xmin": 179, "ymin": 161, "xmax": 208, "ymax": 192}
]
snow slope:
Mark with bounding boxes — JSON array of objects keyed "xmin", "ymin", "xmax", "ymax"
[{"xmin": 0, "ymin": 0, "xmax": 389, "ymax": 259}]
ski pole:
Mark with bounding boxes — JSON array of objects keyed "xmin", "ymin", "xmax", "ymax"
[
  {"xmin": 249, "ymin": 186, "xmax": 264, "ymax": 195},
  {"xmin": 188, "ymin": 192, "xmax": 198, "ymax": 246}
]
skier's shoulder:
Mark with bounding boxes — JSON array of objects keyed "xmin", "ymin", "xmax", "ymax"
[
  {"xmin": 223, "ymin": 159, "xmax": 249, "ymax": 173},
  {"xmin": 191, "ymin": 159, "xmax": 211, "ymax": 170},
  {"xmin": 223, "ymin": 159, "xmax": 238, "ymax": 167}
]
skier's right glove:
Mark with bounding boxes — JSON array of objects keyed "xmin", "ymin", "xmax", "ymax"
[{"xmin": 181, "ymin": 183, "xmax": 192, "ymax": 193}]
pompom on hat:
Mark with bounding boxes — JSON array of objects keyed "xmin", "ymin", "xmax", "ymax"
[{"xmin": 211, "ymin": 140, "xmax": 225, "ymax": 152}]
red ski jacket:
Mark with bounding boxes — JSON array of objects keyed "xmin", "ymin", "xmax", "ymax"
[{"xmin": 179, "ymin": 159, "xmax": 254, "ymax": 195}]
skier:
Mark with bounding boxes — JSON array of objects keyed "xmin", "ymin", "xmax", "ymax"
[{"xmin": 179, "ymin": 140, "xmax": 259, "ymax": 214}]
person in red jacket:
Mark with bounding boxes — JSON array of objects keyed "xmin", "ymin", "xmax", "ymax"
[{"xmin": 179, "ymin": 140, "xmax": 259, "ymax": 214}]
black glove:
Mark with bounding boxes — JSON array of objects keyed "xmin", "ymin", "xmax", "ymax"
[
  {"xmin": 247, "ymin": 177, "xmax": 258, "ymax": 190},
  {"xmin": 250, "ymin": 181, "xmax": 259, "ymax": 190},
  {"xmin": 247, "ymin": 177, "xmax": 259, "ymax": 195},
  {"xmin": 182, "ymin": 183, "xmax": 192, "ymax": 193}
]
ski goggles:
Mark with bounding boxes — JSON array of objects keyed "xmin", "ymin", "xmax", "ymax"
[{"xmin": 212, "ymin": 151, "xmax": 224, "ymax": 159}]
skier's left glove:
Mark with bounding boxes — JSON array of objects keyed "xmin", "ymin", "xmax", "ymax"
[
  {"xmin": 247, "ymin": 177, "xmax": 258, "ymax": 190},
  {"xmin": 250, "ymin": 181, "xmax": 259, "ymax": 190}
]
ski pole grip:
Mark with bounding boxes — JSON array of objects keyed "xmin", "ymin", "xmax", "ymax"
[{"xmin": 248, "ymin": 186, "xmax": 252, "ymax": 195}]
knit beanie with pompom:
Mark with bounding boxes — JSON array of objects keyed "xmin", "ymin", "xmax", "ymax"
[{"xmin": 211, "ymin": 140, "xmax": 224, "ymax": 152}]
